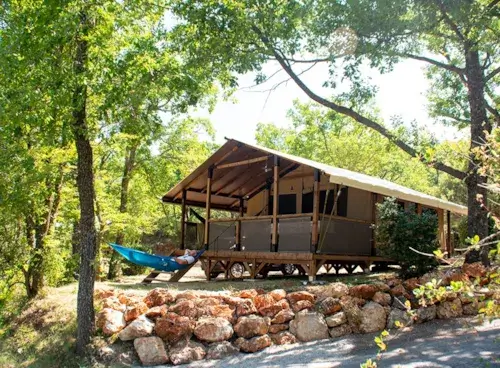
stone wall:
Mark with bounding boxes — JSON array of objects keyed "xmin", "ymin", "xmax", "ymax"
[{"xmin": 94, "ymin": 262, "xmax": 498, "ymax": 366}]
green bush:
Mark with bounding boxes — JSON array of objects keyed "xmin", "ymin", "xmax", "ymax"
[{"xmin": 375, "ymin": 198, "xmax": 439, "ymax": 279}]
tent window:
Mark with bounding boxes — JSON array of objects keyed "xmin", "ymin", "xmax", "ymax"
[
  {"xmin": 268, "ymin": 194, "xmax": 297, "ymax": 215},
  {"xmin": 301, "ymin": 187, "xmax": 348, "ymax": 217}
]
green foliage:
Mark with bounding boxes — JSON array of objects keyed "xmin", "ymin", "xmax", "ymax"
[{"xmin": 375, "ymin": 198, "xmax": 439, "ymax": 278}]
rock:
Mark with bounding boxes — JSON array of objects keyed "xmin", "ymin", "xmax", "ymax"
[
  {"xmin": 403, "ymin": 278, "xmax": 420, "ymax": 291},
  {"xmin": 329, "ymin": 323, "xmax": 352, "ymax": 338},
  {"xmin": 341, "ymin": 295, "xmax": 366, "ymax": 307},
  {"xmin": 194, "ymin": 317, "xmax": 234, "ymax": 342},
  {"xmin": 325, "ymin": 312, "xmax": 347, "ymax": 328},
  {"xmin": 390, "ymin": 284, "xmax": 407, "ymax": 297},
  {"xmin": 392, "ymin": 296, "xmax": 409, "ymax": 311},
  {"xmin": 269, "ymin": 289, "xmax": 287, "ymax": 301},
  {"xmin": 269, "ymin": 323, "xmax": 288, "ymax": 334},
  {"xmin": 287, "ymin": 291, "xmax": 315, "ymax": 304},
  {"xmin": 462, "ymin": 262, "xmax": 487, "ymax": 278},
  {"xmin": 270, "ymin": 331, "xmax": 297, "ymax": 345},
  {"xmin": 95, "ymin": 288, "xmax": 115, "ymax": 300},
  {"xmin": 437, "ymin": 299, "xmax": 463, "ymax": 319},
  {"xmin": 349, "ymin": 284, "xmax": 378, "ymax": 300},
  {"xmin": 102, "ymin": 297, "xmax": 126, "ymax": 312},
  {"xmin": 289, "ymin": 311, "xmax": 329, "ymax": 342},
  {"xmin": 462, "ymin": 300, "xmax": 479, "ymax": 315},
  {"xmin": 372, "ymin": 292, "xmax": 391, "ymax": 306},
  {"xmin": 96, "ymin": 308, "xmax": 126, "ymax": 335},
  {"xmin": 206, "ymin": 341, "xmax": 239, "ymax": 360},
  {"xmin": 195, "ymin": 297, "xmax": 221, "ymax": 307},
  {"xmin": 239, "ymin": 289, "xmax": 258, "ymax": 299},
  {"xmin": 235, "ymin": 298, "xmax": 258, "ymax": 317},
  {"xmin": 124, "ymin": 301, "xmax": 148, "ymax": 322},
  {"xmin": 443, "ymin": 269, "xmax": 469, "ymax": 285},
  {"xmin": 145, "ymin": 305, "xmax": 167, "ymax": 319},
  {"xmin": 143, "ymin": 288, "xmax": 175, "ymax": 308},
  {"xmin": 254, "ymin": 294, "xmax": 276, "ymax": 311},
  {"xmin": 272, "ymin": 309, "xmax": 295, "ymax": 324},
  {"xmin": 317, "ymin": 297, "xmax": 342, "ymax": 316},
  {"xmin": 386, "ymin": 309, "xmax": 413, "ymax": 329},
  {"xmin": 416, "ymin": 305, "xmax": 437, "ymax": 323},
  {"xmin": 234, "ymin": 335, "xmax": 272, "ymax": 353},
  {"xmin": 357, "ymin": 302, "xmax": 387, "ymax": 334},
  {"xmin": 169, "ymin": 300, "xmax": 198, "ymax": 319},
  {"xmin": 234, "ymin": 315, "xmax": 269, "ymax": 338},
  {"xmin": 323, "ymin": 282, "xmax": 349, "ymax": 298},
  {"xmin": 291, "ymin": 300, "xmax": 314, "ymax": 313},
  {"xmin": 372, "ymin": 282, "xmax": 391, "ymax": 293},
  {"xmin": 259, "ymin": 299, "xmax": 290, "ymax": 317},
  {"xmin": 155, "ymin": 312, "xmax": 194, "ymax": 344},
  {"xmin": 201, "ymin": 304, "xmax": 235, "ymax": 323},
  {"xmin": 117, "ymin": 315, "xmax": 154, "ymax": 341},
  {"xmin": 134, "ymin": 336, "xmax": 169, "ymax": 366},
  {"xmin": 175, "ymin": 290, "xmax": 197, "ymax": 301},
  {"xmin": 169, "ymin": 340, "xmax": 206, "ymax": 365}
]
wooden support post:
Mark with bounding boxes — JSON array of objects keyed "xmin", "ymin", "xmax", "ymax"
[
  {"xmin": 204, "ymin": 166, "xmax": 214, "ymax": 250},
  {"xmin": 437, "ymin": 209, "xmax": 445, "ymax": 252},
  {"xmin": 308, "ymin": 260, "xmax": 317, "ymax": 282},
  {"xmin": 311, "ymin": 169, "xmax": 320, "ymax": 253},
  {"xmin": 180, "ymin": 189, "xmax": 187, "ymax": 250},
  {"xmin": 446, "ymin": 210, "xmax": 452, "ymax": 256},
  {"xmin": 417, "ymin": 203, "xmax": 422, "ymax": 215},
  {"xmin": 236, "ymin": 198, "xmax": 243, "ymax": 251},
  {"xmin": 271, "ymin": 155, "xmax": 279, "ymax": 252},
  {"xmin": 370, "ymin": 193, "xmax": 376, "ymax": 256}
]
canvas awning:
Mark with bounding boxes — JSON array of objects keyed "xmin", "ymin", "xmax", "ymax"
[{"xmin": 162, "ymin": 138, "xmax": 467, "ymax": 215}]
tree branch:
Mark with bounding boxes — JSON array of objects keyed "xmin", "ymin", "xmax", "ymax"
[
  {"xmin": 435, "ymin": 0, "xmax": 466, "ymax": 43},
  {"xmin": 485, "ymin": 65, "xmax": 500, "ymax": 81},
  {"xmin": 403, "ymin": 53, "xmax": 465, "ymax": 75},
  {"xmin": 252, "ymin": 26, "xmax": 467, "ymax": 181}
]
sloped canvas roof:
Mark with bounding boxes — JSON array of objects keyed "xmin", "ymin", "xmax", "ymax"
[{"xmin": 162, "ymin": 138, "xmax": 467, "ymax": 215}]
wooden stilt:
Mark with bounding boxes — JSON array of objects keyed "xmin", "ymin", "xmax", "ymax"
[
  {"xmin": 311, "ymin": 169, "xmax": 320, "ymax": 253},
  {"xmin": 271, "ymin": 155, "xmax": 279, "ymax": 252},
  {"xmin": 308, "ymin": 260, "xmax": 317, "ymax": 282},
  {"xmin": 204, "ymin": 167, "xmax": 214, "ymax": 250}
]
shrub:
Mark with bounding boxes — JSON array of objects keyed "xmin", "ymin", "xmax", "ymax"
[{"xmin": 375, "ymin": 198, "xmax": 439, "ymax": 279}]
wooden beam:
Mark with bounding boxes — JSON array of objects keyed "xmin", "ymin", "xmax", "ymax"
[
  {"xmin": 244, "ymin": 163, "xmax": 300, "ymax": 202},
  {"xmin": 370, "ymin": 192, "xmax": 376, "ymax": 256},
  {"xmin": 209, "ymin": 212, "xmax": 314, "ymax": 223},
  {"xmin": 271, "ymin": 155, "xmax": 279, "ymax": 252},
  {"xmin": 204, "ymin": 167, "xmax": 213, "ymax": 250},
  {"xmin": 446, "ymin": 210, "xmax": 452, "ymax": 256},
  {"xmin": 236, "ymin": 198, "xmax": 243, "ymax": 251},
  {"xmin": 180, "ymin": 189, "xmax": 187, "ymax": 250},
  {"xmin": 311, "ymin": 169, "xmax": 320, "ymax": 253},
  {"xmin": 417, "ymin": 203, "xmax": 422, "ymax": 215},
  {"xmin": 438, "ymin": 209, "xmax": 445, "ymax": 251},
  {"xmin": 215, "ymin": 155, "xmax": 270, "ymax": 170}
]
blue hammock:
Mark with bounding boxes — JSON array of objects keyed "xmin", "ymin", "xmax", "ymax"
[{"xmin": 109, "ymin": 243, "xmax": 205, "ymax": 272}]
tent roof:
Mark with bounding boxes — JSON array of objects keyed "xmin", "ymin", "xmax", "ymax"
[{"xmin": 162, "ymin": 138, "xmax": 467, "ymax": 215}]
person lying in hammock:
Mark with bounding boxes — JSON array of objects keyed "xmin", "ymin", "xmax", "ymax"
[{"xmin": 174, "ymin": 249, "xmax": 198, "ymax": 265}]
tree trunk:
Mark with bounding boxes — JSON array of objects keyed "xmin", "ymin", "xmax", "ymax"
[
  {"xmin": 464, "ymin": 49, "xmax": 491, "ymax": 265},
  {"xmin": 73, "ymin": 10, "xmax": 97, "ymax": 356},
  {"xmin": 108, "ymin": 144, "xmax": 137, "ymax": 279}
]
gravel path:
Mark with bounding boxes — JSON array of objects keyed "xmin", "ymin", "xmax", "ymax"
[{"xmin": 182, "ymin": 318, "xmax": 500, "ymax": 368}]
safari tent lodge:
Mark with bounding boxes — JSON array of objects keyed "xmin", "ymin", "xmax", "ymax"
[{"xmin": 160, "ymin": 138, "xmax": 467, "ymax": 281}]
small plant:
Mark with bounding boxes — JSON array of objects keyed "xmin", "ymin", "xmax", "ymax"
[{"xmin": 375, "ymin": 198, "xmax": 439, "ymax": 279}]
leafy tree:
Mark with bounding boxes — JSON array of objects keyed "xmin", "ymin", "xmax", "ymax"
[{"xmin": 170, "ymin": 0, "xmax": 500, "ymax": 264}]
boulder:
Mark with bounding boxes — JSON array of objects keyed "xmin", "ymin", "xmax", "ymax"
[
  {"xmin": 416, "ymin": 305, "xmax": 437, "ymax": 323},
  {"xmin": 349, "ymin": 284, "xmax": 378, "ymax": 300},
  {"xmin": 462, "ymin": 262, "xmax": 487, "ymax": 278},
  {"xmin": 195, "ymin": 297, "xmax": 221, "ymax": 307},
  {"xmin": 372, "ymin": 292, "xmax": 392, "ymax": 307},
  {"xmin": 259, "ymin": 299, "xmax": 290, "ymax": 317},
  {"xmin": 437, "ymin": 299, "xmax": 463, "ymax": 319},
  {"xmin": 117, "ymin": 293, "xmax": 136, "ymax": 305},
  {"xmin": 169, "ymin": 340, "xmax": 206, "ymax": 365},
  {"xmin": 322, "ymin": 282, "xmax": 349, "ymax": 299},
  {"xmin": 235, "ymin": 298, "xmax": 258, "ymax": 317},
  {"xmin": 254, "ymin": 294, "xmax": 275, "ymax": 311},
  {"xmin": 287, "ymin": 291, "xmax": 315, "ymax": 304},
  {"xmin": 291, "ymin": 300, "xmax": 314, "ymax": 313},
  {"xmin": 155, "ymin": 312, "xmax": 194, "ymax": 344},
  {"xmin": 357, "ymin": 302, "xmax": 387, "ymax": 334},
  {"xmin": 145, "ymin": 305, "xmax": 167, "ymax": 319},
  {"xmin": 134, "ymin": 336, "xmax": 169, "ymax": 366},
  {"xmin": 372, "ymin": 282, "xmax": 391, "ymax": 293},
  {"xmin": 194, "ymin": 317, "xmax": 234, "ymax": 342},
  {"xmin": 96, "ymin": 308, "xmax": 126, "ymax": 335},
  {"xmin": 462, "ymin": 300, "xmax": 479, "ymax": 315},
  {"xmin": 317, "ymin": 297, "xmax": 342, "ymax": 316},
  {"xmin": 175, "ymin": 290, "xmax": 198, "ymax": 301},
  {"xmin": 392, "ymin": 296, "xmax": 409, "ymax": 311},
  {"xmin": 169, "ymin": 300, "xmax": 198, "ymax": 319},
  {"xmin": 289, "ymin": 311, "xmax": 329, "ymax": 342},
  {"xmin": 117, "ymin": 315, "xmax": 154, "ymax": 341},
  {"xmin": 270, "ymin": 331, "xmax": 297, "ymax": 345},
  {"xmin": 340, "ymin": 296, "xmax": 363, "ymax": 330},
  {"xmin": 95, "ymin": 288, "xmax": 115, "ymax": 300},
  {"xmin": 102, "ymin": 297, "xmax": 126, "ymax": 312},
  {"xmin": 403, "ymin": 278, "xmax": 420, "ymax": 291},
  {"xmin": 143, "ymin": 288, "xmax": 175, "ymax": 307},
  {"xmin": 269, "ymin": 323, "xmax": 288, "ymax": 334},
  {"xmin": 272, "ymin": 309, "xmax": 295, "ymax": 324},
  {"xmin": 239, "ymin": 289, "xmax": 258, "ymax": 299},
  {"xmin": 206, "ymin": 341, "xmax": 239, "ymax": 360},
  {"xmin": 234, "ymin": 335, "xmax": 272, "ymax": 353},
  {"xmin": 201, "ymin": 304, "xmax": 235, "ymax": 323},
  {"xmin": 234, "ymin": 315, "xmax": 269, "ymax": 338},
  {"xmin": 269, "ymin": 289, "xmax": 287, "ymax": 301},
  {"xmin": 329, "ymin": 323, "xmax": 352, "ymax": 338},
  {"xmin": 325, "ymin": 312, "xmax": 347, "ymax": 328},
  {"xmin": 386, "ymin": 308, "xmax": 413, "ymax": 329},
  {"xmin": 389, "ymin": 284, "xmax": 407, "ymax": 297},
  {"xmin": 124, "ymin": 301, "xmax": 148, "ymax": 322}
]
